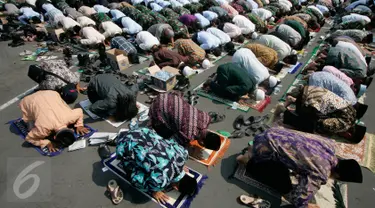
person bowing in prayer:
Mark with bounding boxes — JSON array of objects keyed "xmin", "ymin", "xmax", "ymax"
[
  {"xmin": 19, "ymin": 90, "xmax": 89, "ymax": 152},
  {"xmin": 116, "ymin": 127, "xmax": 197, "ymax": 203},
  {"xmin": 236, "ymin": 127, "xmax": 363, "ymax": 208},
  {"xmin": 149, "ymin": 93, "xmax": 223, "ymax": 156}
]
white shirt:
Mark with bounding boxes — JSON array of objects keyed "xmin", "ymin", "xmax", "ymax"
[
  {"xmin": 110, "ymin": 9, "xmax": 125, "ymax": 21},
  {"xmin": 156, "ymin": 0, "xmax": 171, "ymax": 7},
  {"xmin": 307, "ymin": 5, "xmax": 323, "ymax": 16},
  {"xmin": 279, "ymin": 0, "xmax": 292, "ymax": 8},
  {"xmin": 337, "ymin": 41, "xmax": 367, "ymax": 66},
  {"xmin": 121, "ymin": 17, "xmax": 143, "ymax": 34},
  {"xmin": 207, "ymin": 27, "xmax": 231, "ymax": 45},
  {"xmin": 342, "ymin": 13, "xmax": 371, "ymax": 24},
  {"xmin": 247, "ymin": 0, "xmax": 258, "ymax": 9},
  {"xmin": 233, "ymin": 15, "xmax": 255, "ymax": 35},
  {"xmin": 251, "ymin": 8, "xmax": 272, "ymax": 21},
  {"xmin": 77, "ymin": 16, "xmax": 96, "ymax": 27},
  {"xmin": 232, "ymin": 48, "xmax": 269, "ymax": 84},
  {"xmin": 42, "ymin": 3, "xmax": 56, "ymax": 12},
  {"xmin": 223, "ymin": 22, "xmax": 242, "ymax": 38},
  {"xmin": 195, "ymin": 13, "xmax": 210, "ymax": 28},
  {"xmin": 203, "ymin": 11, "xmax": 218, "ymax": 21},
  {"xmin": 80, "ymin": 27, "xmax": 105, "ymax": 45},
  {"xmin": 216, "ymin": 0, "xmax": 228, "ymax": 5},
  {"xmin": 150, "ymin": 2, "xmax": 163, "ymax": 12},
  {"xmin": 60, "ymin": 17, "xmax": 80, "ymax": 30},
  {"xmin": 278, "ymin": 0, "xmax": 292, "ymax": 11},
  {"xmin": 93, "ymin": 5, "xmax": 110, "ymax": 13},
  {"xmin": 170, "ymin": 0, "xmax": 183, "ymax": 8},
  {"xmin": 20, "ymin": 7, "xmax": 40, "ymax": 18},
  {"xmin": 256, "ymin": 34, "xmax": 292, "ymax": 59},
  {"xmin": 26, "ymin": 0, "xmax": 36, "ymax": 6},
  {"xmin": 276, "ymin": 24, "xmax": 302, "ymax": 47},
  {"xmin": 132, "ymin": 0, "xmax": 144, "ymax": 5},
  {"xmin": 197, "ymin": 31, "xmax": 221, "ymax": 50},
  {"xmin": 177, "ymin": 0, "xmax": 190, "ymax": 5},
  {"xmin": 100, "ymin": 21, "xmax": 122, "ymax": 38},
  {"xmin": 136, "ymin": 31, "xmax": 160, "ymax": 51},
  {"xmin": 316, "ymin": 4, "xmax": 329, "ymax": 13},
  {"xmin": 78, "ymin": 6, "xmax": 97, "ymax": 16}
]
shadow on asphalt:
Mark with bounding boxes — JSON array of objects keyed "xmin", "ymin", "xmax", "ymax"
[
  {"xmin": 220, "ymin": 153, "xmax": 283, "ymax": 208},
  {"xmin": 91, "ymin": 161, "xmax": 150, "ymax": 205}
]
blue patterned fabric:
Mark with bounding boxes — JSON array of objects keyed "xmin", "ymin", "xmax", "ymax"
[{"xmin": 116, "ymin": 128, "xmax": 188, "ymax": 192}]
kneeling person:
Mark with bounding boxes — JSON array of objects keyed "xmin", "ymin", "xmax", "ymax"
[{"xmin": 116, "ymin": 128, "xmax": 197, "ymax": 203}]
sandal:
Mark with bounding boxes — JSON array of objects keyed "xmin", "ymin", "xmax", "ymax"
[
  {"xmin": 229, "ymin": 130, "xmax": 245, "ymax": 138},
  {"xmin": 239, "ymin": 195, "xmax": 271, "ymax": 208},
  {"xmin": 107, "ymin": 180, "xmax": 123, "ymax": 205},
  {"xmin": 209, "ymin": 112, "xmax": 226, "ymax": 123}
]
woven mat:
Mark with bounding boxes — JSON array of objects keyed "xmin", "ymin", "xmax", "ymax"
[
  {"xmin": 102, "ymin": 153, "xmax": 207, "ymax": 208},
  {"xmin": 194, "ymin": 83, "xmax": 271, "ymax": 113},
  {"xmin": 189, "ymin": 131, "xmax": 230, "ymax": 167},
  {"xmin": 233, "ymin": 164, "xmax": 348, "ymax": 208},
  {"xmin": 335, "ymin": 133, "xmax": 375, "ymax": 174}
]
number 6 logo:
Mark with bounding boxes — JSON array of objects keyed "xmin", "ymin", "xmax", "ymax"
[{"xmin": 13, "ymin": 161, "xmax": 45, "ymax": 199}]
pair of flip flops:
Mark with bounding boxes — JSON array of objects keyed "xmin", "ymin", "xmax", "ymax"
[{"xmin": 239, "ymin": 195, "xmax": 271, "ymax": 208}]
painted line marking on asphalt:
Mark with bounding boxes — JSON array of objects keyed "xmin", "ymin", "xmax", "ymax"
[{"xmin": 0, "ymin": 85, "xmax": 38, "ymax": 111}]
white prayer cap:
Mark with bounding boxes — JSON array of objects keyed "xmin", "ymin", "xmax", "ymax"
[
  {"xmin": 251, "ymin": 32, "xmax": 258, "ymax": 39},
  {"xmin": 182, "ymin": 66, "xmax": 194, "ymax": 77},
  {"xmin": 269, "ymin": 76, "xmax": 278, "ymax": 88},
  {"xmin": 291, "ymin": 49, "xmax": 297, "ymax": 55},
  {"xmin": 254, "ymin": 89, "xmax": 265, "ymax": 101},
  {"xmin": 202, "ymin": 59, "xmax": 211, "ymax": 69},
  {"xmin": 269, "ymin": 17, "xmax": 275, "ymax": 22}
]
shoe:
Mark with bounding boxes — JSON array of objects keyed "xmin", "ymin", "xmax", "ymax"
[
  {"xmin": 229, "ymin": 130, "xmax": 245, "ymax": 138},
  {"xmin": 98, "ymin": 144, "xmax": 111, "ymax": 160},
  {"xmin": 233, "ymin": 115, "xmax": 245, "ymax": 130}
]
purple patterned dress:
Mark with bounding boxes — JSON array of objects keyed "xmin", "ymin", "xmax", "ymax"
[{"xmin": 252, "ymin": 127, "xmax": 338, "ymax": 208}]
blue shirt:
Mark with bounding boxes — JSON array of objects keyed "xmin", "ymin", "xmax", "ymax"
[
  {"xmin": 116, "ymin": 128, "xmax": 188, "ymax": 192},
  {"xmin": 111, "ymin": 36, "xmax": 138, "ymax": 54},
  {"xmin": 203, "ymin": 10, "xmax": 218, "ymax": 21},
  {"xmin": 110, "ymin": 9, "xmax": 125, "ymax": 21},
  {"xmin": 195, "ymin": 13, "xmax": 210, "ymax": 28},
  {"xmin": 309, "ymin": 71, "xmax": 357, "ymax": 105}
]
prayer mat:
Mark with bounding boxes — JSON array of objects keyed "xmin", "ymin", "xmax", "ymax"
[
  {"xmin": 275, "ymin": 62, "xmax": 303, "ymax": 80},
  {"xmin": 280, "ymin": 74, "xmax": 306, "ymax": 101},
  {"xmin": 8, "ymin": 118, "xmax": 96, "ymax": 157},
  {"xmin": 189, "ymin": 131, "xmax": 231, "ymax": 167},
  {"xmin": 233, "ymin": 164, "xmax": 348, "ymax": 208},
  {"xmin": 80, "ymin": 100, "xmax": 149, "ymax": 128},
  {"xmin": 335, "ymin": 133, "xmax": 375, "ymax": 174},
  {"xmin": 194, "ymin": 83, "xmax": 271, "ymax": 113},
  {"xmin": 102, "ymin": 153, "xmax": 208, "ymax": 208}
]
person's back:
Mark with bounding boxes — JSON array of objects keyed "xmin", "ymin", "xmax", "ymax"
[
  {"xmin": 19, "ymin": 90, "xmax": 83, "ymax": 142},
  {"xmin": 211, "ymin": 63, "xmax": 255, "ymax": 100},
  {"xmin": 275, "ymin": 24, "xmax": 302, "ymax": 47},
  {"xmin": 197, "ymin": 31, "xmax": 221, "ymax": 50},
  {"xmin": 244, "ymin": 43, "xmax": 278, "ymax": 68},
  {"xmin": 38, "ymin": 60, "xmax": 80, "ymax": 91},
  {"xmin": 116, "ymin": 127, "xmax": 188, "ymax": 192},
  {"xmin": 326, "ymin": 46, "xmax": 367, "ymax": 78},
  {"xmin": 149, "ymin": 93, "xmax": 211, "ymax": 146},
  {"xmin": 256, "ymin": 34, "xmax": 291, "ymax": 60},
  {"xmin": 232, "ymin": 48, "xmax": 269, "ymax": 84},
  {"xmin": 309, "ymin": 72, "xmax": 357, "ymax": 105},
  {"xmin": 252, "ymin": 127, "xmax": 338, "ymax": 207},
  {"xmin": 87, "ymin": 74, "xmax": 138, "ymax": 116}
]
